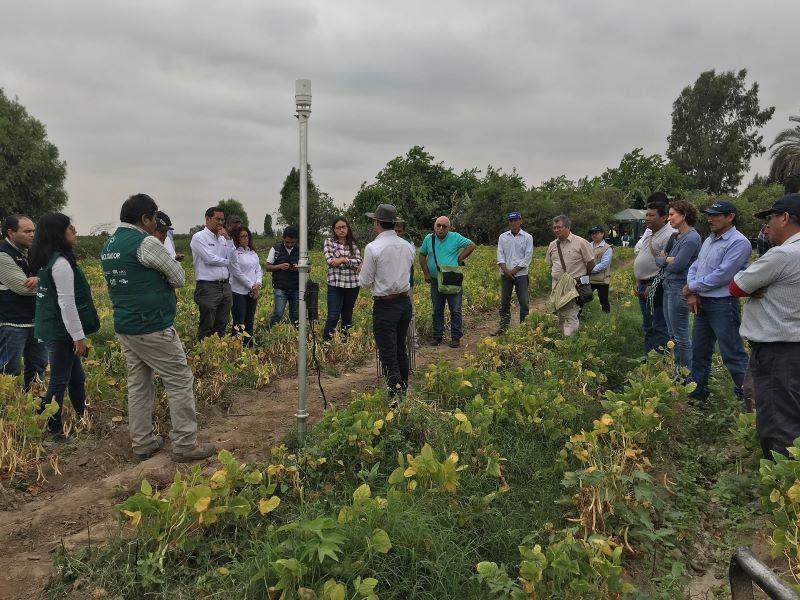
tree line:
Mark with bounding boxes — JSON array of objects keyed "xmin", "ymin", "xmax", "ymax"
[{"xmin": 3, "ymin": 68, "xmax": 799, "ymax": 245}]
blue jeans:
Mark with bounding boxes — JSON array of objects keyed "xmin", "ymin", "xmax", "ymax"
[
  {"xmin": 269, "ymin": 287, "xmax": 299, "ymax": 327},
  {"xmin": 38, "ymin": 340, "xmax": 86, "ymax": 434},
  {"xmin": 691, "ymin": 296, "xmax": 749, "ymax": 400},
  {"xmin": 231, "ymin": 292, "xmax": 258, "ymax": 346},
  {"xmin": 430, "ymin": 280, "xmax": 463, "ymax": 341},
  {"xmin": 637, "ymin": 281, "xmax": 670, "ymax": 356},
  {"xmin": 0, "ymin": 325, "xmax": 47, "ymax": 390},
  {"xmin": 324, "ymin": 285, "xmax": 360, "ymax": 341},
  {"xmin": 662, "ymin": 279, "xmax": 692, "ymax": 373}
]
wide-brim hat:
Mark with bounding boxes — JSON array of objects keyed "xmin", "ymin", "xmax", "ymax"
[{"xmin": 365, "ymin": 203, "xmax": 398, "ymax": 223}]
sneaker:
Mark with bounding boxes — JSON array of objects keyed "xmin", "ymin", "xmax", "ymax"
[
  {"xmin": 430, "ymin": 338, "xmax": 442, "ymax": 346},
  {"xmin": 133, "ymin": 436, "xmax": 165, "ymax": 462},
  {"xmin": 172, "ymin": 442, "xmax": 216, "ymax": 463},
  {"xmin": 448, "ymin": 339, "xmax": 461, "ymax": 348}
]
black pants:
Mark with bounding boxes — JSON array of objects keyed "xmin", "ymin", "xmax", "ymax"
[
  {"xmin": 231, "ymin": 292, "xmax": 258, "ymax": 347},
  {"xmin": 373, "ymin": 296, "xmax": 412, "ymax": 395},
  {"xmin": 591, "ymin": 283, "xmax": 610, "ymax": 312},
  {"xmin": 751, "ymin": 342, "xmax": 800, "ymax": 458},
  {"xmin": 324, "ymin": 285, "xmax": 360, "ymax": 341},
  {"xmin": 195, "ymin": 281, "xmax": 233, "ymax": 340}
]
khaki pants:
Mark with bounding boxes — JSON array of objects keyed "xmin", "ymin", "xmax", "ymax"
[
  {"xmin": 117, "ymin": 327, "xmax": 198, "ymax": 453},
  {"xmin": 556, "ymin": 299, "xmax": 581, "ymax": 336}
]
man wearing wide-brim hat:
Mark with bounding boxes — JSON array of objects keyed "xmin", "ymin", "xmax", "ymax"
[
  {"xmin": 731, "ymin": 193, "xmax": 800, "ymax": 457},
  {"xmin": 358, "ymin": 204, "xmax": 416, "ymax": 396}
]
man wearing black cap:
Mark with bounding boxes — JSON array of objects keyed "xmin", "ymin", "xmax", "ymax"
[
  {"xmin": 359, "ymin": 204, "xmax": 415, "ymax": 396},
  {"xmin": 153, "ymin": 211, "xmax": 184, "ymax": 262},
  {"xmin": 588, "ymin": 225, "xmax": 613, "ymax": 313},
  {"xmin": 731, "ymin": 194, "xmax": 800, "ymax": 457},
  {"xmin": 496, "ymin": 211, "xmax": 533, "ymax": 334},
  {"xmin": 684, "ymin": 200, "xmax": 751, "ymax": 403}
]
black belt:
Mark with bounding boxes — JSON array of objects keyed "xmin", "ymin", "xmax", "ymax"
[
  {"xmin": 374, "ymin": 293, "xmax": 406, "ymax": 300},
  {"xmin": 198, "ymin": 278, "xmax": 229, "ymax": 284}
]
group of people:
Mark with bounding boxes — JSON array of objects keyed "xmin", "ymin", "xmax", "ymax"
[
  {"xmin": 633, "ymin": 177, "xmax": 800, "ymax": 459},
  {"xmin": 3, "ymin": 181, "xmax": 799, "ymax": 462}
]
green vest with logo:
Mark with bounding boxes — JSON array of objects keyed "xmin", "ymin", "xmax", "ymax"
[
  {"xmin": 34, "ymin": 253, "xmax": 100, "ymax": 342},
  {"xmin": 101, "ymin": 226, "xmax": 176, "ymax": 335}
]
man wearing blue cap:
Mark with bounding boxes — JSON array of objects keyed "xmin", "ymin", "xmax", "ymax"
[
  {"xmin": 684, "ymin": 200, "xmax": 751, "ymax": 403},
  {"xmin": 731, "ymin": 194, "xmax": 800, "ymax": 456},
  {"xmin": 496, "ymin": 211, "xmax": 533, "ymax": 334}
]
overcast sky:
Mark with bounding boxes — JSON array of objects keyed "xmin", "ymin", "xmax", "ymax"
[{"xmin": 2, "ymin": 1, "xmax": 798, "ymax": 233}]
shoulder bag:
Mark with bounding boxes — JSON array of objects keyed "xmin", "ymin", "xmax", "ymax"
[{"xmin": 432, "ymin": 235, "xmax": 463, "ymax": 295}]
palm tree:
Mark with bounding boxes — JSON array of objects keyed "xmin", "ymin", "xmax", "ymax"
[{"xmin": 769, "ymin": 113, "xmax": 800, "ymax": 182}]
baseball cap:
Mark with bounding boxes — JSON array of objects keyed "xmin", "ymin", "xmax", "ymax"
[
  {"xmin": 155, "ymin": 211, "xmax": 173, "ymax": 232},
  {"xmin": 702, "ymin": 200, "xmax": 738, "ymax": 215},
  {"xmin": 754, "ymin": 193, "xmax": 800, "ymax": 219},
  {"xmin": 508, "ymin": 211, "xmax": 522, "ymax": 220},
  {"xmin": 588, "ymin": 225, "xmax": 605, "ymax": 234}
]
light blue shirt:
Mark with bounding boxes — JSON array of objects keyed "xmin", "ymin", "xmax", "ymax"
[
  {"xmin": 419, "ymin": 231, "xmax": 472, "ymax": 276},
  {"xmin": 497, "ymin": 229, "xmax": 534, "ymax": 276},
  {"xmin": 590, "ymin": 240, "xmax": 612, "ymax": 274},
  {"xmin": 687, "ymin": 226, "xmax": 751, "ymax": 297}
]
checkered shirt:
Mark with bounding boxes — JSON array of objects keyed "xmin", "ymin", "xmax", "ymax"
[{"xmin": 324, "ymin": 238, "xmax": 362, "ymax": 288}]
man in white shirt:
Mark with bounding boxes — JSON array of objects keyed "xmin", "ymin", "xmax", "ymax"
[
  {"xmin": 359, "ymin": 203, "xmax": 415, "ymax": 397},
  {"xmin": 190, "ymin": 207, "xmax": 234, "ymax": 340},
  {"xmin": 496, "ymin": 211, "xmax": 533, "ymax": 334},
  {"xmin": 153, "ymin": 211, "xmax": 184, "ymax": 262},
  {"xmin": 731, "ymin": 193, "xmax": 800, "ymax": 458}
]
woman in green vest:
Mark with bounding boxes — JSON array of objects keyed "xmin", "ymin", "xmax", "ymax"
[{"xmin": 30, "ymin": 213, "xmax": 100, "ymax": 441}]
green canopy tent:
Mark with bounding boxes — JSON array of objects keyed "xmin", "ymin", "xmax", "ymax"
[{"xmin": 611, "ymin": 208, "xmax": 647, "ymax": 246}]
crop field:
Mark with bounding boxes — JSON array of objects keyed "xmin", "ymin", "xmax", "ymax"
[{"xmin": 0, "ymin": 244, "xmax": 795, "ymax": 599}]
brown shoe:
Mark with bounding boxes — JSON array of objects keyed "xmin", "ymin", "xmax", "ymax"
[
  {"xmin": 133, "ymin": 436, "xmax": 165, "ymax": 461},
  {"xmin": 172, "ymin": 442, "xmax": 216, "ymax": 463}
]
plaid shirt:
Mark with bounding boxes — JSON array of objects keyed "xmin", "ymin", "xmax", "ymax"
[
  {"xmin": 118, "ymin": 223, "xmax": 185, "ymax": 288},
  {"xmin": 324, "ymin": 238, "xmax": 362, "ymax": 288}
]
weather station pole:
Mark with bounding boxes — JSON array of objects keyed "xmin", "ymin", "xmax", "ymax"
[{"xmin": 295, "ymin": 78, "xmax": 311, "ymax": 441}]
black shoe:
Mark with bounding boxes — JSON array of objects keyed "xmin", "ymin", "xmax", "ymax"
[
  {"xmin": 46, "ymin": 431, "xmax": 69, "ymax": 444},
  {"xmin": 448, "ymin": 339, "xmax": 461, "ymax": 348},
  {"xmin": 430, "ymin": 338, "xmax": 442, "ymax": 346},
  {"xmin": 493, "ymin": 327, "xmax": 507, "ymax": 336}
]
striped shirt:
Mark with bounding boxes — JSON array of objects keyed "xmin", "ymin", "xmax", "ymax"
[
  {"xmin": 734, "ymin": 232, "xmax": 800, "ymax": 343},
  {"xmin": 0, "ymin": 239, "xmax": 35, "ymax": 327},
  {"xmin": 118, "ymin": 223, "xmax": 185, "ymax": 288},
  {"xmin": 323, "ymin": 238, "xmax": 363, "ymax": 288}
]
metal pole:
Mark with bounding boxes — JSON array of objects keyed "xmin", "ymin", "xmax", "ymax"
[
  {"xmin": 729, "ymin": 546, "xmax": 800, "ymax": 600},
  {"xmin": 295, "ymin": 79, "xmax": 311, "ymax": 441}
]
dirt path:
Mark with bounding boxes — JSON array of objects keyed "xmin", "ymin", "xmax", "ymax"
[{"xmin": 0, "ymin": 296, "xmax": 544, "ymax": 600}]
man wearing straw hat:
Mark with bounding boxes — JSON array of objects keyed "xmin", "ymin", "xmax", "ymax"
[{"xmin": 359, "ymin": 204, "xmax": 415, "ymax": 396}]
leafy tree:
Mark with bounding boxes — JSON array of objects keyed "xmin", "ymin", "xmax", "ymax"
[
  {"xmin": 599, "ymin": 148, "xmax": 695, "ymax": 204},
  {"xmin": 348, "ymin": 146, "xmax": 478, "ymax": 234},
  {"xmin": 769, "ymin": 112, "xmax": 800, "ymax": 184},
  {"xmin": 667, "ymin": 69, "xmax": 774, "ymax": 194},
  {"xmin": 460, "ymin": 167, "xmax": 527, "ymax": 243},
  {"xmin": 216, "ymin": 198, "xmax": 249, "ymax": 228},
  {"xmin": 0, "ymin": 88, "xmax": 67, "ymax": 219},
  {"xmin": 262, "ymin": 213, "xmax": 274, "ymax": 238},
  {"xmin": 278, "ymin": 166, "xmax": 338, "ymax": 245}
]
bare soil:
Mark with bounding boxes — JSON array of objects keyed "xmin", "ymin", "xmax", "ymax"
[{"xmin": 0, "ymin": 300, "xmax": 535, "ymax": 600}]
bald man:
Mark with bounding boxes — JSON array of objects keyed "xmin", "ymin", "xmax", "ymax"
[{"xmin": 419, "ymin": 216, "xmax": 476, "ymax": 348}]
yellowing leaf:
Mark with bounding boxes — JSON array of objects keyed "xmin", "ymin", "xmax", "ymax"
[
  {"xmin": 121, "ymin": 510, "xmax": 142, "ymax": 526},
  {"xmin": 600, "ymin": 414, "xmax": 614, "ymax": 426},
  {"xmin": 404, "ymin": 466, "xmax": 417, "ymax": 477},
  {"xmin": 194, "ymin": 496, "xmax": 212, "ymax": 513},
  {"xmin": 371, "ymin": 528, "xmax": 392, "ymax": 553},
  {"xmin": 373, "ymin": 419, "xmax": 384, "ymax": 430},
  {"xmin": 384, "ymin": 411, "xmax": 394, "ymax": 422},
  {"xmin": 454, "ymin": 412, "xmax": 469, "ymax": 423},
  {"xmin": 460, "ymin": 380, "xmax": 473, "ymax": 388},
  {"xmin": 448, "ymin": 452, "xmax": 459, "ymax": 464},
  {"xmin": 259, "ymin": 496, "xmax": 281, "ymax": 515},
  {"xmin": 217, "ymin": 567, "xmax": 230, "ymax": 576}
]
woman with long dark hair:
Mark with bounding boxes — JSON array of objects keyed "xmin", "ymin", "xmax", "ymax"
[
  {"xmin": 322, "ymin": 217, "xmax": 362, "ymax": 341},
  {"xmin": 31, "ymin": 213, "xmax": 100, "ymax": 440},
  {"xmin": 227, "ymin": 225, "xmax": 262, "ymax": 347}
]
